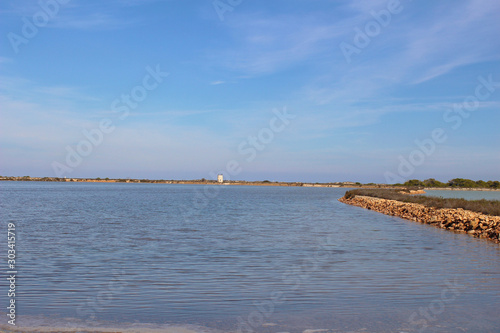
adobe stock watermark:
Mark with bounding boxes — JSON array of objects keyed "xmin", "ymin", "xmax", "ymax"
[
  {"xmin": 175, "ymin": 107, "xmax": 295, "ymax": 223},
  {"xmin": 405, "ymin": 278, "xmax": 467, "ymax": 333},
  {"xmin": 7, "ymin": 0, "xmax": 70, "ymax": 54},
  {"xmin": 75, "ymin": 268, "xmax": 127, "ymax": 322},
  {"xmin": 213, "ymin": 0, "xmax": 243, "ymax": 21},
  {"xmin": 51, "ymin": 64, "xmax": 169, "ymax": 178},
  {"xmin": 237, "ymin": 107, "xmax": 296, "ymax": 163},
  {"xmin": 339, "ymin": 0, "xmax": 410, "ymax": 63},
  {"xmin": 237, "ymin": 236, "xmax": 334, "ymax": 333},
  {"xmin": 384, "ymin": 74, "xmax": 499, "ymax": 184}
]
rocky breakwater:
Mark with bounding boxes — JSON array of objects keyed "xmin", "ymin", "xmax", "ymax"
[{"xmin": 339, "ymin": 195, "xmax": 500, "ymax": 243}]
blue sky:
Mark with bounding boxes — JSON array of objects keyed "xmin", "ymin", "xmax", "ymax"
[{"xmin": 0, "ymin": 0, "xmax": 499, "ymax": 183}]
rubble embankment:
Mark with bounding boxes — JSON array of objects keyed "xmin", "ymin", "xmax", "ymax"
[{"xmin": 339, "ymin": 195, "xmax": 500, "ymax": 243}]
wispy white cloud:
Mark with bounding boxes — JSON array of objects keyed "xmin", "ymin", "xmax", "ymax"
[
  {"xmin": 296, "ymin": 0, "xmax": 500, "ymax": 111},
  {"xmin": 411, "ymin": 56, "xmax": 477, "ymax": 85},
  {"xmin": 122, "ymin": 109, "xmax": 212, "ymax": 118},
  {"xmin": 0, "ymin": 75, "xmax": 100, "ymax": 105},
  {"xmin": 208, "ymin": 0, "xmax": 499, "ymax": 91},
  {"xmin": 2, "ymin": 1, "xmax": 147, "ymax": 31},
  {"xmin": 400, "ymin": 1, "xmax": 500, "ymax": 84},
  {"xmin": 208, "ymin": 14, "xmax": 345, "ymax": 76}
]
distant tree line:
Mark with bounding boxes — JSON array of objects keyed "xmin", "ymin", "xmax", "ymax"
[{"xmin": 399, "ymin": 178, "xmax": 500, "ymax": 189}]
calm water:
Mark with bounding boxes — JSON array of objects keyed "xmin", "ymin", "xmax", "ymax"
[
  {"xmin": 1, "ymin": 182, "xmax": 500, "ymax": 333},
  {"xmin": 423, "ymin": 189, "xmax": 500, "ymax": 201}
]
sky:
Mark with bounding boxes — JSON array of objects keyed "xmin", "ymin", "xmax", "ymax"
[{"xmin": 0, "ymin": 0, "xmax": 499, "ymax": 183}]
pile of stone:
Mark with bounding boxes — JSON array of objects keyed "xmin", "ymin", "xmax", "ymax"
[{"xmin": 339, "ymin": 195, "xmax": 500, "ymax": 243}]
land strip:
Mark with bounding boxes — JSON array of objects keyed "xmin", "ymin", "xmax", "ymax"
[
  {"xmin": 0, "ymin": 176, "xmax": 345, "ymax": 187},
  {"xmin": 339, "ymin": 190, "xmax": 500, "ymax": 243}
]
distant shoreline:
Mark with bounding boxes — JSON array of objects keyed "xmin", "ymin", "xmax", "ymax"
[
  {"xmin": 1, "ymin": 176, "xmax": 500, "ymax": 191},
  {"xmin": 0, "ymin": 177, "xmax": 350, "ymax": 187}
]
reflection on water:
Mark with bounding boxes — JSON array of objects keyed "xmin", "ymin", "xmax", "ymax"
[{"xmin": 1, "ymin": 182, "xmax": 499, "ymax": 332}]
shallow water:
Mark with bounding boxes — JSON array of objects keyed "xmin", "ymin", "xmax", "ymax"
[
  {"xmin": 423, "ymin": 189, "xmax": 500, "ymax": 201},
  {"xmin": 1, "ymin": 182, "xmax": 500, "ymax": 333}
]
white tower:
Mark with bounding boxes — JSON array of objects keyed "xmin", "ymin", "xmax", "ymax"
[{"xmin": 217, "ymin": 174, "xmax": 223, "ymax": 183}]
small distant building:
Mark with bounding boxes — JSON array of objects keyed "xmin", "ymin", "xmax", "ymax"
[{"xmin": 217, "ymin": 174, "xmax": 224, "ymax": 183}]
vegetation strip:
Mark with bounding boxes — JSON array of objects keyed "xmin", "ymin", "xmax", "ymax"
[{"xmin": 339, "ymin": 189, "xmax": 500, "ymax": 243}]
